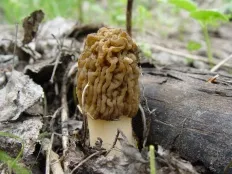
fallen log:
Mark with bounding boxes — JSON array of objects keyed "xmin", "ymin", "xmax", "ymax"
[{"xmin": 139, "ymin": 67, "xmax": 232, "ymax": 174}]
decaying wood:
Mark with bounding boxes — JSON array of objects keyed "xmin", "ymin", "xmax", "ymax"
[{"xmin": 139, "ymin": 67, "xmax": 232, "ymax": 173}]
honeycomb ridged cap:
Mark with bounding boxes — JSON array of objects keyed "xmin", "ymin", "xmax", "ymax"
[{"xmin": 77, "ymin": 27, "xmax": 140, "ymax": 120}]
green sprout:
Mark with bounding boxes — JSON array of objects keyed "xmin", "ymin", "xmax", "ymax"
[
  {"xmin": 134, "ymin": 5, "xmax": 153, "ymax": 32},
  {"xmin": 186, "ymin": 40, "xmax": 202, "ymax": 64},
  {"xmin": 149, "ymin": 145, "xmax": 156, "ymax": 174},
  {"xmin": 0, "ymin": 132, "xmax": 31, "ymax": 174},
  {"xmin": 190, "ymin": 10, "xmax": 228, "ymax": 65},
  {"xmin": 187, "ymin": 40, "xmax": 201, "ymax": 52},
  {"xmin": 138, "ymin": 42, "xmax": 152, "ymax": 58},
  {"xmin": 168, "ymin": 0, "xmax": 229, "ymax": 66}
]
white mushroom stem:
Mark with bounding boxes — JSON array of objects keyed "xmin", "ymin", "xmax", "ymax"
[{"xmin": 87, "ymin": 116, "xmax": 136, "ymax": 155}]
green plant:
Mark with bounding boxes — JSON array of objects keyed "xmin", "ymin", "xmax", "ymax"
[
  {"xmin": 0, "ymin": 132, "xmax": 31, "ymax": 174},
  {"xmin": 77, "ymin": 0, "xmax": 83, "ymax": 23},
  {"xmin": 190, "ymin": 10, "xmax": 228, "ymax": 65},
  {"xmin": 108, "ymin": 0, "xmax": 127, "ymax": 26},
  {"xmin": 0, "ymin": 0, "xmax": 81, "ymax": 23},
  {"xmin": 168, "ymin": 0, "xmax": 229, "ymax": 65},
  {"xmin": 169, "ymin": 0, "xmax": 197, "ymax": 12},
  {"xmin": 185, "ymin": 40, "xmax": 201, "ymax": 64},
  {"xmin": 138, "ymin": 42, "xmax": 152, "ymax": 58},
  {"xmin": 187, "ymin": 40, "xmax": 201, "ymax": 52},
  {"xmin": 134, "ymin": 5, "xmax": 152, "ymax": 31},
  {"xmin": 149, "ymin": 145, "xmax": 156, "ymax": 174}
]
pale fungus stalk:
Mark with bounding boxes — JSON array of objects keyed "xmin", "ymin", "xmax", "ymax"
[
  {"xmin": 87, "ymin": 116, "xmax": 135, "ymax": 151},
  {"xmin": 77, "ymin": 27, "xmax": 140, "ymax": 155}
]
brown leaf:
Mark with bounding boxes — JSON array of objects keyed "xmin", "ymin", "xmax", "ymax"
[
  {"xmin": 22, "ymin": 10, "xmax": 44, "ymax": 44},
  {"xmin": 117, "ymin": 130, "xmax": 148, "ymax": 163},
  {"xmin": 207, "ymin": 74, "xmax": 219, "ymax": 83}
]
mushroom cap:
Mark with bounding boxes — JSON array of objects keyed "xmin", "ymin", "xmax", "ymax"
[{"xmin": 77, "ymin": 27, "xmax": 140, "ymax": 120}]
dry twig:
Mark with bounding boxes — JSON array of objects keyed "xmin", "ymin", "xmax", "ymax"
[
  {"xmin": 45, "ymin": 133, "xmax": 54, "ymax": 174},
  {"xmin": 80, "ymin": 82, "xmax": 89, "ymax": 145},
  {"xmin": 210, "ymin": 54, "xmax": 232, "ymax": 72},
  {"xmin": 42, "ymin": 137, "xmax": 64, "ymax": 174},
  {"xmin": 50, "ymin": 107, "xmax": 62, "ymax": 131},
  {"xmin": 49, "ymin": 151, "xmax": 64, "ymax": 174},
  {"xmin": 61, "ymin": 63, "xmax": 72, "ymax": 173},
  {"xmin": 50, "ymin": 34, "xmax": 62, "ymax": 83},
  {"xmin": 150, "ymin": 44, "xmax": 232, "ymax": 69},
  {"xmin": 126, "ymin": 0, "xmax": 133, "ymax": 36},
  {"xmin": 106, "ymin": 129, "xmax": 120, "ymax": 156},
  {"xmin": 70, "ymin": 150, "xmax": 106, "ymax": 174},
  {"xmin": 139, "ymin": 104, "xmax": 147, "ymax": 147}
]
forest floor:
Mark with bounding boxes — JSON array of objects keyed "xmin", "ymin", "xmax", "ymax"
[{"xmin": 0, "ymin": 9, "xmax": 232, "ymax": 174}]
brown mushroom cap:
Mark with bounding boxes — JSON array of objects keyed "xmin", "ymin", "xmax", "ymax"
[{"xmin": 77, "ymin": 27, "xmax": 140, "ymax": 121}]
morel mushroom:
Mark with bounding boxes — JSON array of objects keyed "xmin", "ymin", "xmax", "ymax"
[{"xmin": 76, "ymin": 27, "xmax": 140, "ymax": 154}]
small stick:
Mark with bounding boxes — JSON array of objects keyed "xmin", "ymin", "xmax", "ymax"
[
  {"xmin": 61, "ymin": 63, "xmax": 72, "ymax": 173},
  {"xmin": 42, "ymin": 137, "xmax": 64, "ymax": 174},
  {"xmin": 50, "ymin": 107, "xmax": 63, "ymax": 131},
  {"xmin": 150, "ymin": 44, "xmax": 232, "ymax": 69},
  {"xmin": 106, "ymin": 129, "xmax": 120, "ymax": 156},
  {"xmin": 139, "ymin": 104, "xmax": 147, "ymax": 146},
  {"xmin": 210, "ymin": 54, "xmax": 232, "ymax": 72},
  {"xmin": 45, "ymin": 133, "xmax": 54, "ymax": 174},
  {"xmin": 81, "ymin": 82, "xmax": 89, "ymax": 145},
  {"xmin": 70, "ymin": 150, "xmax": 106, "ymax": 174},
  {"xmin": 49, "ymin": 151, "xmax": 64, "ymax": 174},
  {"xmin": 126, "ymin": 0, "xmax": 133, "ymax": 36},
  {"xmin": 50, "ymin": 34, "xmax": 62, "ymax": 83}
]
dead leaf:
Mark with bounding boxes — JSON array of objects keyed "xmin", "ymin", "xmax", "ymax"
[
  {"xmin": 0, "ymin": 70, "xmax": 44, "ymax": 121},
  {"xmin": 117, "ymin": 130, "xmax": 148, "ymax": 163},
  {"xmin": 22, "ymin": 10, "xmax": 44, "ymax": 44},
  {"xmin": 207, "ymin": 74, "xmax": 219, "ymax": 83}
]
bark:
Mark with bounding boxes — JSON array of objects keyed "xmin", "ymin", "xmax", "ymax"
[{"xmin": 139, "ymin": 67, "xmax": 232, "ymax": 173}]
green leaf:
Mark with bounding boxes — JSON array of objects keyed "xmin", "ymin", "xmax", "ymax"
[
  {"xmin": 187, "ymin": 41, "xmax": 201, "ymax": 51},
  {"xmin": 0, "ymin": 150, "xmax": 31, "ymax": 174},
  {"xmin": 190, "ymin": 10, "xmax": 228, "ymax": 25},
  {"xmin": 0, "ymin": 132, "xmax": 24, "ymax": 162},
  {"xmin": 0, "ymin": 132, "xmax": 31, "ymax": 173},
  {"xmin": 115, "ymin": 15, "xmax": 125, "ymax": 22},
  {"xmin": 138, "ymin": 42, "xmax": 152, "ymax": 58},
  {"xmin": 168, "ymin": 0, "xmax": 197, "ymax": 12}
]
